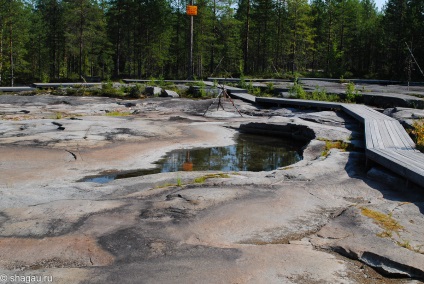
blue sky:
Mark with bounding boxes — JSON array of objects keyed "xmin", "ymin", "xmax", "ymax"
[{"xmin": 375, "ymin": 0, "xmax": 387, "ymax": 11}]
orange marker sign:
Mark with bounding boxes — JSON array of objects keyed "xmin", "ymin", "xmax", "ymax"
[{"xmin": 186, "ymin": 5, "xmax": 198, "ymax": 16}]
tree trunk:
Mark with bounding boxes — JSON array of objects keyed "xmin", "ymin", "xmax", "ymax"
[
  {"xmin": 292, "ymin": 5, "xmax": 297, "ymax": 74},
  {"xmin": 339, "ymin": 0, "xmax": 345, "ymax": 71},
  {"xmin": 0, "ymin": 25, "xmax": 3, "ymax": 85},
  {"xmin": 115, "ymin": 2, "xmax": 122, "ymax": 77},
  {"xmin": 9, "ymin": 14, "xmax": 13, "ymax": 87},
  {"xmin": 79, "ymin": 0, "xmax": 84, "ymax": 78},
  {"xmin": 210, "ymin": 0, "xmax": 216, "ymax": 74},
  {"xmin": 276, "ymin": 0, "xmax": 284, "ymax": 68},
  {"xmin": 326, "ymin": 5, "xmax": 332, "ymax": 74},
  {"xmin": 243, "ymin": 0, "xmax": 250, "ymax": 73}
]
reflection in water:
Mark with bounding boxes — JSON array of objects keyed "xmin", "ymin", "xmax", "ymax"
[
  {"xmin": 81, "ymin": 133, "xmax": 305, "ymax": 183},
  {"xmin": 160, "ymin": 134, "xmax": 302, "ymax": 172},
  {"xmin": 182, "ymin": 151, "xmax": 193, "ymax": 171}
]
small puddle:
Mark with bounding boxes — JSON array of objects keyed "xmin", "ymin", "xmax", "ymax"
[{"xmin": 81, "ymin": 133, "xmax": 306, "ymax": 183}]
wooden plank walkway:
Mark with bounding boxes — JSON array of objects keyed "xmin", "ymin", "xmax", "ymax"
[
  {"xmin": 32, "ymin": 83, "xmax": 102, "ymax": 89},
  {"xmin": 366, "ymin": 148, "xmax": 424, "ymax": 185},
  {"xmin": 122, "ymin": 79, "xmax": 204, "ymax": 84},
  {"xmin": 0, "ymin": 87, "xmax": 36, "ymax": 92},
  {"xmin": 227, "ymin": 92, "xmax": 256, "ymax": 104},
  {"xmin": 257, "ymin": 97, "xmax": 343, "ymax": 110},
  {"xmin": 223, "ymin": 85, "xmax": 250, "ymax": 94},
  {"xmin": 228, "ymin": 92, "xmax": 424, "ymax": 187},
  {"xmin": 341, "ymin": 104, "xmax": 396, "ymax": 123}
]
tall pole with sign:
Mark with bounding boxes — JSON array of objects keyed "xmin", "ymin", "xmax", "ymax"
[{"xmin": 186, "ymin": 2, "xmax": 197, "ymax": 79}]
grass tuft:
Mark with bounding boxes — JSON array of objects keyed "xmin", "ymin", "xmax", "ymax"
[
  {"xmin": 287, "ymin": 80, "xmax": 362, "ymax": 103},
  {"xmin": 154, "ymin": 183, "xmax": 175, "ymax": 189},
  {"xmin": 194, "ymin": 173, "xmax": 230, "ymax": 184},
  {"xmin": 361, "ymin": 207, "xmax": 403, "ymax": 234},
  {"xmin": 376, "ymin": 230, "xmax": 393, "ymax": 238},
  {"xmin": 410, "ymin": 119, "xmax": 424, "ymax": 152},
  {"xmin": 105, "ymin": 110, "xmax": 131, "ymax": 117},
  {"xmin": 319, "ymin": 139, "xmax": 350, "ymax": 157},
  {"xmin": 397, "ymin": 240, "xmax": 413, "ymax": 250}
]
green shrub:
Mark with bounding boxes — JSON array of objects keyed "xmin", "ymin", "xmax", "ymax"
[
  {"xmin": 198, "ymin": 81, "xmax": 207, "ymax": 97},
  {"xmin": 247, "ymin": 82, "xmax": 261, "ymax": 96},
  {"xmin": 97, "ymin": 81, "xmax": 124, "ymax": 97},
  {"xmin": 128, "ymin": 84, "xmax": 144, "ymax": 98},
  {"xmin": 61, "ymin": 88, "xmax": 74, "ymax": 96},
  {"xmin": 311, "ymin": 87, "xmax": 339, "ymax": 102},
  {"xmin": 345, "ymin": 82, "xmax": 362, "ymax": 103},
  {"xmin": 312, "ymin": 87, "xmax": 326, "ymax": 101},
  {"xmin": 149, "ymin": 75, "xmax": 170, "ymax": 88},
  {"xmin": 239, "ymin": 61, "xmax": 248, "ymax": 89},
  {"xmin": 410, "ymin": 119, "xmax": 424, "ymax": 152},
  {"xmin": 266, "ymin": 82, "xmax": 275, "ymax": 95},
  {"xmin": 239, "ymin": 76, "xmax": 247, "ymax": 89},
  {"xmin": 41, "ymin": 73, "xmax": 50, "ymax": 83},
  {"xmin": 289, "ymin": 79, "xmax": 306, "ymax": 99},
  {"xmin": 188, "ymin": 81, "xmax": 208, "ymax": 98},
  {"xmin": 102, "ymin": 81, "xmax": 113, "ymax": 90}
]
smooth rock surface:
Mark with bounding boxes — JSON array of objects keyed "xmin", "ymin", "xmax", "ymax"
[
  {"xmin": 383, "ymin": 107, "xmax": 424, "ymax": 127},
  {"xmin": 160, "ymin": 89, "xmax": 179, "ymax": 98},
  {"xmin": 145, "ymin": 86, "xmax": 162, "ymax": 96},
  {"xmin": 0, "ymin": 94, "xmax": 422, "ymax": 283}
]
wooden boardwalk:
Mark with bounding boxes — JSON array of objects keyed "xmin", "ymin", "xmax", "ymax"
[
  {"xmin": 0, "ymin": 87, "xmax": 36, "ymax": 92},
  {"xmin": 229, "ymin": 92, "xmax": 424, "ymax": 187},
  {"xmin": 257, "ymin": 97, "xmax": 343, "ymax": 110},
  {"xmin": 32, "ymin": 83, "xmax": 102, "ymax": 89}
]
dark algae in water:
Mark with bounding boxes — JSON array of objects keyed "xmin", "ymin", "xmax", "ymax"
[{"xmin": 81, "ymin": 133, "xmax": 305, "ymax": 183}]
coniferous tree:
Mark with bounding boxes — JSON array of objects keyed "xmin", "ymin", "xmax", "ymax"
[
  {"xmin": 63, "ymin": 0, "xmax": 107, "ymax": 78},
  {"xmin": 310, "ymin": 0, "xmax": 327, "ymax": 73},
  {"xmin": 274, "ymin": 0, "xmax": 289, "ymax": 72},
  {"xmin": 214, "ymin": 0, "xmax": 242, "ymax": 76},
  {"xmin": 287, "ymin": 0, "xmax": 313, "ymax": 74},
  {"xmin": 1, "ymin": 0, "xmax": 423, "ymax": 82},
  {"xmin": 235, "ymin": 0, "xmax": 251, "ymax": 73},
  {"xmin": 0, "ymin": 0, "xmax": 6, "ymax": 84},
  {"xmin": 406, "ymin": 0, "xmax": 424, "ymax": 80},
  {"xmin": 169, "ymin": 0, "xmax": 187, "ymax": 78},
  {"xmin": 356, "ymin": 0, "xmax": 381, "ymax": 77},
  {"xmin": 250, "ymin": 0, "xmax": 276, "ymax": 73},
  {"xmin": 0, "ymin": 0, "xmax": 31, "ymax": 85},
  {"xmin": 26, "ymin": 0, "xmax": 48, "ymax": 81},
  {"xmin": 191, "ymin": 0, "xmax": 214, "ymax": 77},
  {"xmin": 36, "ymin": 0, "xmax": 65, "ymax": 80},
  {"xmin": 106, "ymin": 0, "xmax": 129, "ymax": 77},
  {"xmin": 335, "ymin": 0, "xmax": 362, "ymax": 76},
  {"xmin": 383, "ymin": 0, "xmax": 408, "ymax": 79}
]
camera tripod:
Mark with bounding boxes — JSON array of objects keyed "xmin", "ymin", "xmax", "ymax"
[{"xmin": 203, "ymin": 84, "xmax": 243, "ymax": 117}]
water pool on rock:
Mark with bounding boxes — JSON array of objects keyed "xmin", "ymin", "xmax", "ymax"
[{"xmin": 81, "ymin": 133, "xmax": 306, "ymax": 183}]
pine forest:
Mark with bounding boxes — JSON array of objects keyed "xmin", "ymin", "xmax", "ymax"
[{"xmin": 1, "ymin": 0, "xmax": 423, "ymax": 85}]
